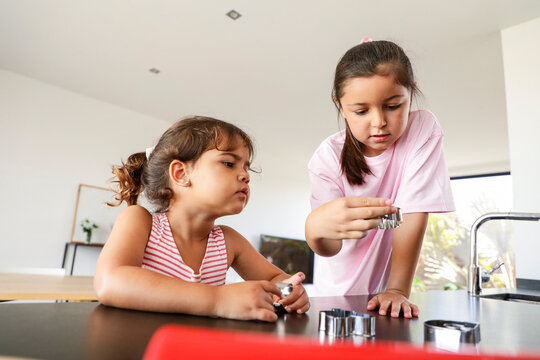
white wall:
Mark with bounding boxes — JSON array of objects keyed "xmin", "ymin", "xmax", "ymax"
[
  {"xmin": 0, "ymin": 26, "xmax": 525, "ymax": 279},
  {"xmin": 413, "ymin": 33, "xmax": 510, "ymax": 177},
  {"xmin": 502, "ymin": 17, "xmax": 540, "ymax": 280},
  {"xmin": 0, "ymin": 68, "xmax": 316, "ymax": 278},
  {"xmin": 0, "ymin": 69, "xmax": 169, "ymax": 274}
]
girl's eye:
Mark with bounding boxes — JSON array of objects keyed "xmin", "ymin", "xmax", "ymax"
[
  {"xmin": 354, "ymin": 109, "xmax": 367, "ymax": 115},
  {"xmin": 223, "ymin": 161, "xmax": 234, "ymax": 168},
  {"xmin": 387, "ymin": 104, "xmax": 402, "ymax": 110}
]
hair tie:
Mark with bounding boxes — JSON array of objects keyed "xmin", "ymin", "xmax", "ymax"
[
  {"xmin": 145, "ymin": 146, "xmax": 155, "ymax": 160},
  {"xmin": 360, "ymin": 37, "xmax": 373, "ymax": 44}
]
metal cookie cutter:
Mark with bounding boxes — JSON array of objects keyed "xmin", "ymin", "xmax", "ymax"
[
  {"xmin": 424, "ymin": 320, "xmax": 480, "ymax": 352},
  {"xmin": 319, "ymin": 308, "xmax": 375, "ymax": 338},
  {"xmin": 377, "ymin": 207, "xmax": 403, "ymax": 229},
  {"xmin": 274, "ymin": 282, "xmax": 293, "ymax": 316}
]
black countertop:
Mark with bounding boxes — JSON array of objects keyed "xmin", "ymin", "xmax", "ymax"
[{"xmin": 1, "ymin": 290, "xmax": 540, "ymax": 359}]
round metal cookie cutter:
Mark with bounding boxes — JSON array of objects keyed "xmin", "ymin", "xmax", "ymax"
[
  {"xmin": 424, "ymin": 320, "xmax": 480, "ymax": 351},
  {"xmin": 319, "ymin": 308, "xmax": 375, "ymax": 338}
]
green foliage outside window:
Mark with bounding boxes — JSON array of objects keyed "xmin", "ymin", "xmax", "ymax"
[{"xmin": 413, "ymin": 192, "xmax": 515, "ymax": 292}]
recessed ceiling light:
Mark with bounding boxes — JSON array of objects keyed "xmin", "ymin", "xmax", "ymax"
[
  {"xmin": 149, "ymin": 68, "xmax": 160, "ymax": 74},
  {"xmin": 226, "ymin": 9, "xmax": 241, "ymax": 20}
]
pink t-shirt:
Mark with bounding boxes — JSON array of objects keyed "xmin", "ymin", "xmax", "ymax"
[{"xmin": 308, "ymin": 110, "xmax": 455, "ymax": 296}]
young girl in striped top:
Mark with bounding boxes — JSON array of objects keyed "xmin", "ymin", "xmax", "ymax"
[{"xmin": 94, "ymin": 116, "xmax": 310, "ymax": 322}]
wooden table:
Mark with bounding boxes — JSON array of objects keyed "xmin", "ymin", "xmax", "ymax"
[{"xmin": 0, "ymin": 272, "xmax": 96, "ymax": 301}]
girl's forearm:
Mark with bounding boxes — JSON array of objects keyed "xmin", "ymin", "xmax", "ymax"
[
  {"xmin": 95, "ymin": 266, "xmax": 218, "ymax": 316},
  {"xmin": 386, "ymin": 213, "xmax": 428, "ymax": 297},
  {"xmin": 386, "ymin": 265, "xmax": 416, "ymax": 298},
  {"xmin": 386, "ymin": 240, "xmax": 420, "ymax": 297},
  {"xmin": 305, "ymin": 212, "xmax": 343, "ymax": 256},
  {"xmin": 306, "ymin": 235, "xmax": 343, "ymax": 257}
]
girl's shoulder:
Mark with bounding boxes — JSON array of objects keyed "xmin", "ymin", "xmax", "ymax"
[
  {"xmin": 322, "ymin": 130, "xmax": 346, "ymax": 151},
  {"xmin": 217, "ymin": 225, "xmax": 249, "ymax": 249},
  {"xmin": 408, "ymin": 110, "xmax": 443, "ymax": 135},
  {"xmin": 115, "ymin": 205, "xmax": 153, "ymax": 230},
  {"xmin": 107, "ymin": 205, "xmax": 153, "ymax": 248},
  {"xmin": 308, "ymin": 130, "xmax": 345, "ymax": 171},
  {"xmin": 117, "ymin": 204, "xmax": 152, "ymax": 220},
  {"xmin": 401, "ymin": 110, "xmax": 444, "ymax": 147},
  {"xmin": 216, "ymin": 225, "xmax": 238, "ymax": 241}
]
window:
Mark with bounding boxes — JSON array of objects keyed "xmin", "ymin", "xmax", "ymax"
[{"xmin": 413, "ymin": 173, "xmax": 514, "ymax": 291}]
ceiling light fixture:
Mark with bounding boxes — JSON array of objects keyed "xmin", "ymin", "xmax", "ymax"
[
  {"xmin": 226, "ymin": 10, "xmax": 241, "ymax": 20},
  {"xmin": 149, "ymin": 68, "xmax": 160, "ymax": 74}
]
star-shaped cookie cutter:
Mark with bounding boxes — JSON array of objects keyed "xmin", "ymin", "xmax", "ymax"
[{"xmin": 318, "ymin": 308, "xmax": 375, "ymax": 338}]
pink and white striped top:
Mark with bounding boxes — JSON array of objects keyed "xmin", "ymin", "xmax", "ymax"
[{"xmin": 141, "ymin": 213, "xmax": 228, "ymax": 285}]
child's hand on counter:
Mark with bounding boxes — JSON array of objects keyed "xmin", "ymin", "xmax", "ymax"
[{"xmin": 367, "ymin": 289, "xmax": 419, "ymax": 318}]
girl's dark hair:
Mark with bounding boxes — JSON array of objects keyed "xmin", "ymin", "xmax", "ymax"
[
  {"xmin": 109, "ymin": 116, "xmax": 254, "ymax": 213},
  {"xmin": 332, "ymin": 40, "xmax": 419, "ymax": 185}
]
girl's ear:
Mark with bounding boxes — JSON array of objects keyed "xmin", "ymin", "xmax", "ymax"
[
  {"xmin": 333, "ymin": 96, "xmax": 345, "ymax": 119},
  {"xmin": 339, "ymin": 108, "xmax": 347, "ymax": 122},
  {"xmin": 169, "ymin": 160, "xmax": 190, "ymax": 187},
  {"xmin": 332, "ymin": 95, "xmax": 340, "ymax": 108}
]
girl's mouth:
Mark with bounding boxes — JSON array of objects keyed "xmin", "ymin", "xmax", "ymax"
[
  {"xmin": 237, "ymin": 188, "xmax": 249, "ymax": 197},
  {"xmin": 371, "ymin": 134, "xmax": 389, "ymax": 143}
]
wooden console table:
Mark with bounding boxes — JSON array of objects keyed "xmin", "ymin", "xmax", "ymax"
[{"xmin": 0, "ymin": 272, "xmax": 96, "ymax": 301}]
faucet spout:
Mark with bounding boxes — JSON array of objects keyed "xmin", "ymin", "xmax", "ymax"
[{"xmin": 468, "ymin": 212, "xmax": 540, "ymax": 296}]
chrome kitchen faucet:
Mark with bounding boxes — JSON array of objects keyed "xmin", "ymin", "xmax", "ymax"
[{"xmin": 468, "ymin": 212, "xmax": 540, "ymax": 296}]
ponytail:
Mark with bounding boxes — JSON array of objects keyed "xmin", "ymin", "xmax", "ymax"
[
  {"xmin": 109, "ymin": 152, "xmax": 146, "ymax": 207},
  {"xmin": 340, "ymin": 123, "xmax": 372, "ymax": 185}
]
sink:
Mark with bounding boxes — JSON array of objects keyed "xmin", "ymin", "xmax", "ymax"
[{"xmin": 480, "ymin": 293, "xmax": 540, "ymax": 304}]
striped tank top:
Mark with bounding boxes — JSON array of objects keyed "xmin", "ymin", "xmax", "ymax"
[{"xmin": 141, "ymin": 213, "xmax": 228, "ymax": 285}]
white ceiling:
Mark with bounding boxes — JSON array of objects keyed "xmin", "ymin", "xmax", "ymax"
[{"xmin": 2, "ymin": 0, "xmax": 540, "ymax": 123}]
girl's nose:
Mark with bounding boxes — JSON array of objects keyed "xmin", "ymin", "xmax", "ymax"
[
  {"xmin": 240, "ymin": 170, "xmax": 250, "ymax": 184},
  {"xmin": 371, "ymin": 109, "xmax": 387, "ymax": 128}
]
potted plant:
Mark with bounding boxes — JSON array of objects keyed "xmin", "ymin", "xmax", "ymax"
[{"xmin": 80, "ymin": 219, "xmax": 98, "ymax": 244}]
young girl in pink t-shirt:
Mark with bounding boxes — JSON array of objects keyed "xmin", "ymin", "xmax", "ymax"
[
  {"xmin": 305, "ymin": 40, "xmax": 455, "ymax": 318},
  {"xmin": 95, "ymin": 116, "xmax": 309, "ymax": 322}
]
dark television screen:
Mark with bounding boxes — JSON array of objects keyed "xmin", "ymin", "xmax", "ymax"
[{"xmin": 259, "ymin": 234, "xmax": 314, "ymax": 284}]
